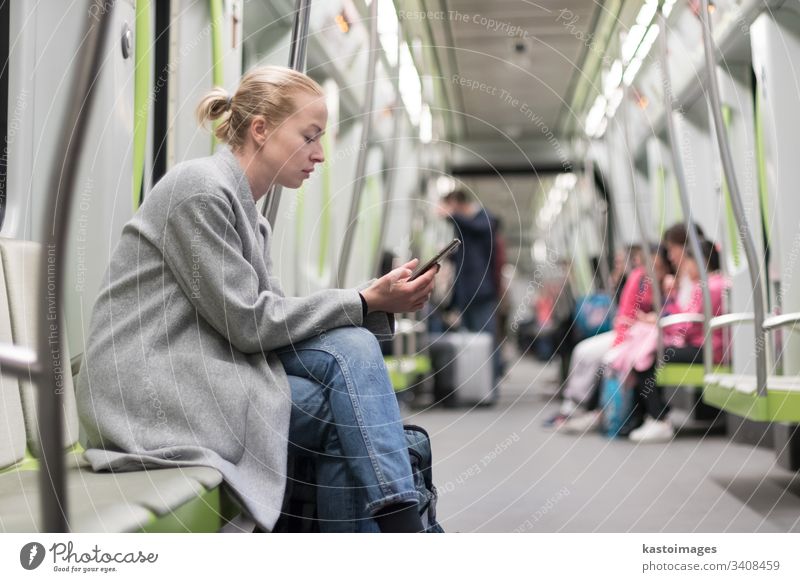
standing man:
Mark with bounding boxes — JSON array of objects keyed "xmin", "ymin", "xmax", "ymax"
[{"xmin": 438, "ymin": 189, "xmax": 503, "ymax": 398}]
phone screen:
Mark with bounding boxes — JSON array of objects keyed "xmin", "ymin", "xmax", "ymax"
[{"xmin": 407, "ymin": 239, "xmax": 461, "ymax": 282}]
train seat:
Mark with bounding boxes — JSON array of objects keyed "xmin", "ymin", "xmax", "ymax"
[
  {"xmin": 0, "ymin": 239, "xmax": 228, "ymax": 532},
  {"xmin": 702, "ymin": 373, "xmax": 800, "ymax": 423},
  {"xmin": 655, "ymin": 314, "xmax": 730, "ymax": 389},
  {"xmin": 655, "ymin": 362, "xmax": 731, "ymax": 388}
]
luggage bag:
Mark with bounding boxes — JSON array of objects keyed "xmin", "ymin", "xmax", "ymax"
[{"xmin": 429, "ymin": 331, "xmax": 494, "ymax": 406}]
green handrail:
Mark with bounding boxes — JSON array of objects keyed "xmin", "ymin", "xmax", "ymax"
[{"xmin": 133, "ymin": 0, "xmax": 151, "ymax": 210}]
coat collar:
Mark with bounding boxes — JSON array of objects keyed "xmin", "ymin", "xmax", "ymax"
[{"xmin": 214, "ymin": 146, "xmax": 256, "ymax": 207}]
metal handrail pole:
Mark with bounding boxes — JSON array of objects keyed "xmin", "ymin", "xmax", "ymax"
[
  {"xmin": 334, "ymin": 0, "xmax": 379, "ymax": 286},
  {"xmin": 618, "ymin": 83, "xmax": 663, "ymax": 360},
  {"xmin": 709, "ymin": 312, "xmax": 755, "ymax": 330},
  {"xmin": 372, "ymin": 39, "xmax": 403, "ymax": 279},
  {"xmin": 36, "ymin": 0, "xmax": 115, "ymax": 532},
  {"xmin": 263, "ymin": 0, "xmax": 313, "ymax": 225},
  {"xmin": 699, "ymin": 0, "xmax": 768, "ymax": 396},
  {"xmin": 658, "ymin": 14, "xmax": 714, "ymax": 376},
  {"xmin": 584, "ymin": 156, "xmax": 612, "ymax": 291},
  {"xmin": 763, "ymin": 313, "xmax": 800, "ymax": 332}
]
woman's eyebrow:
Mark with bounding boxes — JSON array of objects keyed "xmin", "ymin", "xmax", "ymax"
[{"xmin": 310, "ymin": 124, "xmax": 325, "ymax": 136}]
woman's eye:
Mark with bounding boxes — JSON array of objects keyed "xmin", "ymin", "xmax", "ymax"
[{"xmin": 304, "ymin": 135, "xmax": 315, "ymax": 144}]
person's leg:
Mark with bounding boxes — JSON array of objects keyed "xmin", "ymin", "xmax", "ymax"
[
  {"xmin": 278, "ymin": 327, "xmax": 421, "ymax": 532},
  {"xmin": 637, "ymin": 364, "xmax": 669, "ymax": 421},
  {"xmin": 616, "ymin": 372, "xmax": 645, "ymax": 436},
  {"xmin": 287, "ymin": 374, "xmax": 378, "ymax": 532},
  {"xmin": 641, "ymin": 345, "xmax": 704, "ymax": 420},
  {"xmin": 585, "ymin": 365, "xmax": 605, "ymax": 411},
  {"xmin": 667, "ymin": 345, "xmax": 704, "ymax": 365},
  {"xmin": 563, "ymin": 331, "xmax": 615, "ymax": 407}
]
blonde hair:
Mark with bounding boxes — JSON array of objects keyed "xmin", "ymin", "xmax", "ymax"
[{"xmin": 196, "ymin": 65, "xmax": 324, "ymax": 149}]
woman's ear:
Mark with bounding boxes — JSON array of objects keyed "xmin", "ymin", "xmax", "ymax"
[{"xmin": 250, "ymin": 115, "xmax": 269, "ymax": 147}]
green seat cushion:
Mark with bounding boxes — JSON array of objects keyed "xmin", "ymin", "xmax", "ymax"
[
  {"xmin": 702, "ymin": 374, "xmax": 800, "ymax": 422},
  {"xmin": 656, "ymin": 363, "xmax": 731, "ymax": 387},
  {"xmin": 0, "ymin": 464, "xmax": 224, "ymax": 532}
]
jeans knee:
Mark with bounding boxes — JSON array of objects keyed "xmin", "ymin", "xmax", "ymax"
[{"xmin": 320, "ymin": 326, "xmax": 382, "ymax": 362}]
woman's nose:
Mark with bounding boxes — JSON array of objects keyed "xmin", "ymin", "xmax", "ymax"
[{"xmin": 311, "ymin": 142, "xmax": 324, "ymax": 164}]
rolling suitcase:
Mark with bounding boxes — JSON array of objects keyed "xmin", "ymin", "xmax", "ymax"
[{"xmin": 429, "ymin": 331, "xmax": 494, "ymax": 406}]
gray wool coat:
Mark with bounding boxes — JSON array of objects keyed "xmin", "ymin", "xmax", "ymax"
[{"xmin": 75, "ymin": 147, "xmax": 394, "ymax": 531}]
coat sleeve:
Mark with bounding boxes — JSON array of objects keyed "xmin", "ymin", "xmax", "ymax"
[
  {"xmin": 161, "ymin": 192, "xmax": 374, "ymax": 353},
  {"xmin": 255, "ymin": 213, "xmax": 394, "ymax": 340}
]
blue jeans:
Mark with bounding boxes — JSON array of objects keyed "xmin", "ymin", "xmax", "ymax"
[{"xmin": 277, "ymin": 326, "xmax": 418, "ymax": 533}]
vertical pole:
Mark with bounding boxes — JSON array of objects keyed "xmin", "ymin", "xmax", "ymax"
[
  {"xmin": 38, "ymin": 0, "xmax": 115, "ymax": 532},
  {"xmin": 373, "ymin": 32, "xmax": 403, "ymax": 278},
  {"xmin": 698, "ymin": 0, "xmax": 768, "ymax": 394},
  {"xmin": 263, "ymin": 0, "xmax": 313, "ymax": 225},
  {"xmin": 334, "ymin": 0, "xmax": 379, "ymax": 286},
  {"xmin": 658, "ymin": 14, "xmax": 714, "ymax": 375},
  {"xmin": 584, "ymin": 156, "xmax": 612, "ymax": 291},
  {"xmin": 618, "ymin": 84, "xmax": 663, "ymax": 319}
]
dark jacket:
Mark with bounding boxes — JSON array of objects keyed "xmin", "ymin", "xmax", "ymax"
[{"xmin": 449, "ymin": 207, "xmax": 498, "ymax": 310}]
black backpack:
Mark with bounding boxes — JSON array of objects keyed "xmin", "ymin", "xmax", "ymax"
[
  {"xmin": 275, "ymin": 424, "xmax": 444, "ymax": 533},
  {"xmin": 404, "ymin": 424, "xmax": 444, "ymax": 533}
]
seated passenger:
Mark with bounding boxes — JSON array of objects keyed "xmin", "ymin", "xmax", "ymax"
[
  {"xmin": 629, "ymin": 237, "xmax": 725, "ymax": 443},
  {"xmin": 75, "ymin": 66, "xmax": 438, "ymax": 533},
  {"xmin": 554, "ymin": 244, "xmax": 673, "ymax": 434}
]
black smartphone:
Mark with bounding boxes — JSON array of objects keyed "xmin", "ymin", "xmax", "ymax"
[{"xmin": 407, "ymin": 239, "xmax": 461, "ymax": 282}]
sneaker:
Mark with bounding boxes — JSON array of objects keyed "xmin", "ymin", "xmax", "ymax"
[
  {"xmin": 542, "ymin": 412, "xmax": 570, "ymax": 430},
  {"xmin": 559, "ymin": 411, "xmax": 602, "ymax": 434},
  {"xmin": 629, "ymin": 418, "xmax": 674, "ymax": 443}
]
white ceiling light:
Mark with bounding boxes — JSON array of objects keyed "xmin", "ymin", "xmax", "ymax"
[
  {"xmin": 584, "ymin": 95, "xmax": 607, "ymax": 137},
  {"xmin": 636, "ymin": 0, "xmax": 659, "ymax": 26},
  {"xmin": 621, "ymin": 24, "xmax": 647, "ymax": 64},
  {"xmin": 603, "ymin": 60, "xmax": 623, "ymax": 96},
  {"xmin": 420, "ymin": 104, "xmax": 432, "ymax": 144},
  {"xmin": 398, "ymin": 41, "xmax": 422, "ymax": 125},
  {"xmin": 377, "ymin": 0, "xmax": 399, "ymax": 67}
]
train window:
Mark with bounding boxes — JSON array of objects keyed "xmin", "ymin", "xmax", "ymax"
[{"xmin": 0, "ymin": 0, "xmax": 9, "ymax": 229}]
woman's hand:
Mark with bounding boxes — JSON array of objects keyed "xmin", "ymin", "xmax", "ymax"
[
  {"xmin": 361, "ymin": 259, "xmax": 439, "ymax": 314},
  {"xmin": 637, "ymin": 311, "xmax": 658, "ymax": 324},
  {"xmin": 662, "ymin": 274, "xmax": 675, "ymax": 296}
]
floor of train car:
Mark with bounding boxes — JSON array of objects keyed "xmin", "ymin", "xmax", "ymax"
[{"xmin": 404, "ymin": 348, "xmax": 800, "ymax": 533}]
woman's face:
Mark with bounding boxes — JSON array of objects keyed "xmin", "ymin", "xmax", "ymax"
[
  {"xmin": 666, "ymin": 242, "xmax": 684, "ymax": 271},
  {"xmin": 259, "ymin": 91, "xmax": 327, "ymax": 189},
  {"xmin": 685, "ymin": 256, "xmax": 700, "ymax": 281}
]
